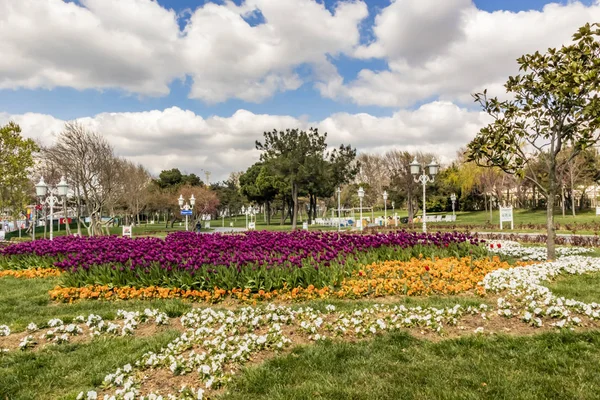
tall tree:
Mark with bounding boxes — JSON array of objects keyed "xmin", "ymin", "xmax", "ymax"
[
  {"xmin": 239, "ymin": 162, "xmax": 279, "ymax": 225},
  {"xmin": 467, "ymin": 23, "xmax": 600, "ymax": 260},
  {"xmin": 120, "ymin": 162, "xmax": 152, "ymax": 225},
  {"xmin": 155, "ymin": 169, "xmax": 204, "ymax": 189},
  {"xmin": 256, "ymin": 128, "xmax": 328, "ymax": 229},
  {"xmin": 43, "ymin": 122, "xmax": 121, "ymax": 236},
  {"xmin": 0, "ymin": 122, "xmax": 39, "ymax": 226}
]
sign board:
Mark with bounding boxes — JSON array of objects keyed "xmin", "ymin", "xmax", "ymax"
[
  {"xmin": 59, "ymin": 218, "xmax": 72, "ymax": 225},
  {"xmin": 596, "ymin": 206, "xmax": 600, "ymax": 216},
  {"xmin": 205, "ymin": 222, "xmax": 211, "ymax": 229},
  {"xmin": 302, "ymin": 222, "xmax": 308, "ymax": 231},
  {"xmin": 248, "ymin": 222, "xmax": 256, "ymax": 230},
  {"xmin": 181, "ymin": 210, "xmax": 193, "ymax": 216},
  {"xmin": 230, "ymin": 222, "xmax": 234, "ymax": 227},
  {"xmin": 122, "ymin": 225, "xmax": 133, "ymax": 237},
  {"xmin": 0, "ymin": 230, "xmax": 4, "ymax": 241},
  {"xmin": 499, "ymin": 206, "xmax": 514, "ymax": 230},
  {"xmin": 356, "ymin": 220, "xmax": 362, "ymax": 229}
]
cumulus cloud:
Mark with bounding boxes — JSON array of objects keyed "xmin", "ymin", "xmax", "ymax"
[
  {"xmin": 0, "ymin": 103, "xmax": 488, "ymax": 181},
  {"xmin": 0, "ymin": 0, "xmax": 367, "ymax": 103},
  {"xmin": 354, "ymin": 0, "xmax": 473, "ymax": 63},
  {"xmin": 325, "ymin": 1, "xmax": 600, "ymax": 107}
]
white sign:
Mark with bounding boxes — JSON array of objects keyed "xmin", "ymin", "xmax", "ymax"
[
  {"xmin": 499, "ymin": 206, "xmax": 514, "ymax": 230},
  {"xmin": 596, "ymin": 206, "xmax": 600, "ymax": 216},
  {"xmin": 248, "ymin": 222, "xmax": 256, "ymax": 230},
  {"xmin": 0, "ymin": 230, "xmax": 5, "ymax": 240},
  {"xmin": 302, "ymin": 222, "xmax": 308, "ymax": 231},
  {"xmin": 122, "ymin": 225, "xmax": 133, "ymax": 237},
  {"xmin": 205, "ymin": 222, "xmax": 211, "ymax": 229}
]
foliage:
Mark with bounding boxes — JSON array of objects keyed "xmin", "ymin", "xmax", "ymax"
[
  {"xmin": 256, "ymin": 128, "xmax": 357, "ymax": 229},
  {"xmin": 155, "ymin": 168, "xmax": 204, "ymax": 189},
  {"xmin": 467, "ymin": 23, "xmax": 600, "ymax": 260},
  {"xmin": 0, "ymin": 122, "xmax": 39, "ymax": 217}
]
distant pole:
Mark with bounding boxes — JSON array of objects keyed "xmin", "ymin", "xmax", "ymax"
[
  {"xmin": 383, "ymin": 191, "xmax": 388, "ymax": 226},
  {"xmin": 337, "ymin": 187, "xmax": 341, "ymax": 232},
  {"xmin": 358, "ymin": 187, "xmax": 364, "ymax": 231}
]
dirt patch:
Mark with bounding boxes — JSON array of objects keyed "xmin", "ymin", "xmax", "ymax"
[{"xmin": 96, "ymin": 312, "xmax": 600, "ymax": 398}]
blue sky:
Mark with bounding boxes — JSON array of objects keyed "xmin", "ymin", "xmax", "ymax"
[
  {"xmin": 0, "ymin": 0, "xmax": 594, "ymax": 122},
  {"xmin": 1, "ymin": 0, "xmax": 597, "ymax": 179}
]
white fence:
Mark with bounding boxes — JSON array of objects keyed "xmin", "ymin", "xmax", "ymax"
[{"xmin": 420, "ymin": 214, "xmax": 457, "ymax": 223}]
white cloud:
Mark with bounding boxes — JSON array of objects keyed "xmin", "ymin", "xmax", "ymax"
[
  {"xmin": 0, "ymin": 0, "xmax": 367, "ymax": 103},
  {"xmin": 0, "ymin": 0, "xmax": 183, "ymax": 96},
  {"xmin": 0, "ymin": 102, "xmax": 488, "ymax": 180},
  {"xmin": 354, "ymin": 0, "xmax": 473, "ymax": 62},
  {"xmin": 325, "ymin": 1, "xmax": 600, "ymax": 107}
]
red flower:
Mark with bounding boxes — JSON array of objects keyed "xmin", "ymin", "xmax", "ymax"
[
  {"xmin": 358, "ymin": 270, "xmax": 364, "ymax": 276},
  {"xmin": 497, "ymin": 243, "xmax": 502, "ymax": 249},
  {"xmin": 424, "ymin": 265, "xmax": 430, "ymax": 272},
  {"xmin": 490, "ymin": 244, "xmax": 494, "ymax": 249}
]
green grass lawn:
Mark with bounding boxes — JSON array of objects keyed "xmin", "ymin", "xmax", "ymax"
[
  {"xmin": 545, "ymin": 272, "xmax": 600, "ymax": 304},
  {"xmin": 0, "ymin": 330, "xmax": 181, "ymax": 400},
  {"xmin": 222, "ymin": 330, "xmax": 600, "ymax": 400},
  {"xmin": 0, "ymin": 277, "xmax": 487, "ymax": 332},
  {"xmin": 8, "ymin": 208, "xmax": 600, "ymax": 240},
  {"xmin": 0, "ymin": 277, "xmax": 192, "ymax": 332}
]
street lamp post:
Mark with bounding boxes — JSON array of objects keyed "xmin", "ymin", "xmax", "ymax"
[
  {"xmin": 35, "ymin": 176, "xmax": 69, "ymax": 241},
  {"xmin": 450, "ymin": 193, "xmax": 457, "ymax": 217},
  {"xmin": 337, "ymin": 187, "xmax": 342, "ymax": 232},
  {"xmin": 410, "ymin": 158, "xmax": 439, "ymax": 233},
  {"xmin": 178, "ymin": 194, "xmax": 195, "ymax": 231},
  {"xmin": 357, "ymin": 186, "xmax": 365, "ymax": 231},
  {"xmin": 383, "ymin": 191, "xmax": 388, "ymax": 227}
]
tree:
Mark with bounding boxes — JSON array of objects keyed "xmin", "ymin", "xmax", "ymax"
[
  {"xmin": 385, "ymin": 151, "xmax": 436, "ymax": 221},
  {"xmin": 155, "ymin": 168, "xmax": 204, "ymax": 189},
  {"xmin": 120, "ymin": 162, "xmax": 152, "ymax": 225},
  {"xmin": 256, "ymin": 128, "xmax": 327, "ymax": 230},
  {"xmin": 239, "ymin": 162, "xmax": 280, "ymax": 225},
  {"xmin": 210, "ymin": 178, "xmax": 244, "ymax": 221},
  {"xmin": 43, "ymin": 122, "xmax": 122, "ymax": 236},
  {"xmin": 467, "ymin": 23, "xmax": 600, "ymax": 260},
  {"xmin": 0, "ymin": 122, "xmax": 39, "ymax": 225}
]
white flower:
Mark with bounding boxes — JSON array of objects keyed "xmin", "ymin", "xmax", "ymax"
[
  {"xmin": 86, "ymin": 391, "xmax": 98, "ymax": 400},
  {"xmin": 0, "ymin": 325, "xmax": 10, "ymax": 336}
]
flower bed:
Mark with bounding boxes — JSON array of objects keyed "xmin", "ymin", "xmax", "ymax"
[
  {"xmin": 1, "ymin": 231, "xmax": 485, "ymax": 292},
  {"xmin": 49, "ymin": 256, "xmax": 517, "ymax": 303},
  {"xmin": 0, "ymin": 267, "xmax": 61, "ymax": 279},
  {"xmin": 487, "ymin": 240, "xmax": 592, "ymax": 260},
  {"xmin": 69, "ymin": 255, "xmax": 600, "ymax": 400}
]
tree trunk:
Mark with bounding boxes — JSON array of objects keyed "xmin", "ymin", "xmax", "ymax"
[
  {"xmin": 547, "ymin": 165, "xmax": 557, "ymax": 261},
  {"xmin": 570, "ymin": 169, "xmax": 576, "ymax": 217},
  {"xmin": 489, "ymin": 194, "xmax": 493, "ymax": 222},
  {"xmin": 483, "ymin": 192, "xmax": 488, "ymax": 213},
  {"xmin": 266, "ymin": 201, "xmax": 271, "ymax": 225},
  {"xmin": 407, "ymin": 190, "xmax": 414, "ymax": 221},
  {"xmin": 308, "ymin": 193, "xmax": 313, "ymax": 225},
  {"xmin": 291, "ymin": 182, "xmax": 299, "ymax": 230},
  {"xmin": 76, "ymin": 189, "xmax": 82, "ymax": 236},
  {"xmin": 561, "ymin": 186, "xmax": 566, "ymax": 217},
  {"xmin": 280, "ymin": 200, "xmax": 285, "ymax": 225}
]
